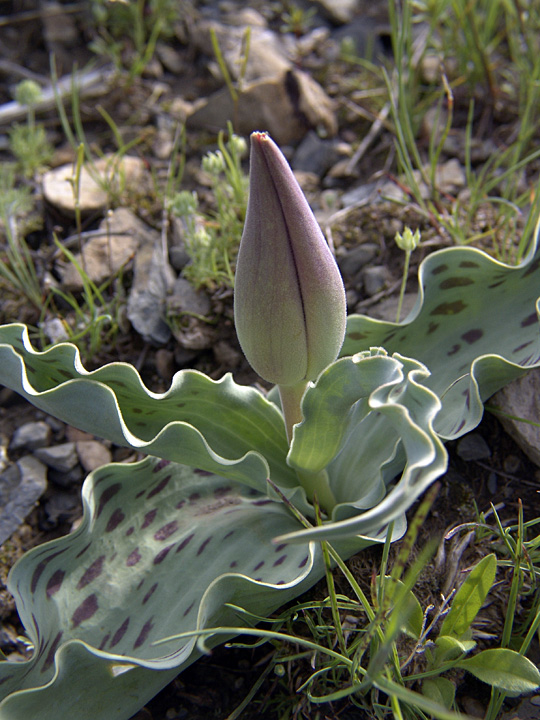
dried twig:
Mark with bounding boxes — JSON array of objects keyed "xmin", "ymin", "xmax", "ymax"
[{"xmin": 0, "ymin": 65, "xmax": 117, "ymax": 127}]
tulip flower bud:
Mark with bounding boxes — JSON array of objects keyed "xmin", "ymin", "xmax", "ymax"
[{"xmin": 234, "ymin": 132, "xmax": 346, "ymax": 388}]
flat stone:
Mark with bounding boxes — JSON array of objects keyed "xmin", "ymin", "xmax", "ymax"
[
  {"xmin": 0, "ymin": 456, "xmax": 47, "ymax": 545},
  {"xmin": 43, "ymin": 155, "xmax": 146, "ymax": 215},
  {"xmin": 10, "ymin": 421, "xmax": 52, "ymax": 453},
  {"xmin": 337, "ymin": 243, "xmax": 378, "ymax": 278},
  {"xmin": 167, "ymin": 277, "xmax": 211, "ymax": 318},
  {"xmin": 192, "ymin": 19, "xmax": 291, "ymax": 83},
  {"xmin": 58, "ymin": 207, "xmax": 146, "ymax": 291},
  {"xmin": 314, "ymin": 0, "xmax": 362, "ymax": 23},
  {"xmin": 127, "ymin": 242, "xmax": 175, "ymax": 345},
  {"xmin": 187, "ymin": 69, "xmax": 336, "ymax": 146},
  {"xmin": 493, "ymin": 369, "xmax": 540, "ymax": 467},
  {"xmin": 34, "ymin": 442, "xmax": 78, "ymax": 473},
  {"xmin": 456, "ymin": 433, "xmax": 491, "ymax": 461},
  {"xmin": 292, "ymin": 131, "xmax": 344, "ymax": 177}
]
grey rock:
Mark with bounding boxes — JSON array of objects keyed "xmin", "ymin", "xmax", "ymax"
[
  {"xmin": 341, "ymin": 181, "xmax": 380, "ymax": 208},
  {"xmin": 48, "ymin": 465, "xmax": 84, "ymax": 488},
  {"xmin": 40, "ymin": 317, "xmax": 70, "ymax": 345},
  {"xmin": 337, "ymin": 243, "xmax": 378, "ymax": 278},
  {"xmin": 368, "ymin": 292, "xmax": 417, "ymax": 322},
  {"xmin": 127, "ymin": 242, "xmax": 176, "ymax": 346},
  {"xmin": 43, "ymin": 491, "xmax": 80, "ymax": 526},
  {"xmin": 493, "ymin": 368, "xmax": 540, "ymax": 467},
  {"xmin": 456, "ymin": 433, "xmax": 491, "ymax": 461},
  {"xmin": 0, "ymin": 455, "xmax": 47, "ymax": 545},
  {"xmin": 169, "ymin": 243, "xmax": 191, "ymax": 272},
  {"xmin": 34, "ymin": 442, "xmax": 78, "ymax": 473},
  {"xmin": 168, "ymin": 277, "xmax": 211, "ymax": 318},
  {"xmin": 187, "ymin": 69, "xmax": 337, "ymax": 146},
  {"xmin": 362, "ymin": 265, "xmax": 390, "ymax": 296},
  {"xmin": 10, "ymin": 421, "xmax": 52, "ymax": 453},
  {"xmin": 292, "ymin": 131, "xmax": 343, "ymax": 177}
]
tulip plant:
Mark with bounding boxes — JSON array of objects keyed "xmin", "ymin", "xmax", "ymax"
[{"xmin": 0, "ymin": 132, "xmax": 539, "ymax": 719}]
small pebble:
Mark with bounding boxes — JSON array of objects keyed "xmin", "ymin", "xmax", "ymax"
[
  {"xmin": 362, "ymin": 265, "xmax": 389, "ymax": 296},
  {"xmin": 76, "ymin": 440, "xmax": 112, "ymax": 473},
  {"xmin": 456, "ymin": 433, "xmax": 491, "ymax": 461},
  {"xmin": 10, "ymin": 421, "xmax": 52, "ymax": 452},
  {"xmin": 34, "ymin": 443, "xmax": 79, "ymax": 473}
]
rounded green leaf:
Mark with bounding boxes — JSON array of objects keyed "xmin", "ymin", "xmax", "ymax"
[
  {"xmin": 457, "ymin": 648, "xmax": 540, "ymax": 695},
  {"xmin": 422, "ymin": 677, "xmax": 456, "ymax": 709}
]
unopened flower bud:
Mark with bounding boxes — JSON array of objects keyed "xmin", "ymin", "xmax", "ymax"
[
  {"xmin": 395, "ymin": 226, "xmax": 421, "ymax": 252},
  {"xmin": 234, "ymin": 132, "xmax": 346, "ymax": 387}
]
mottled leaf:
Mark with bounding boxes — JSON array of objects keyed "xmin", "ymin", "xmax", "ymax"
[
  {"xmin": 0, "ymin": 457, "xmax": 324, "ymax": 718},
  {"xmin": 342, "ymin": 234, "xmax": 540, "ymax": 439}
]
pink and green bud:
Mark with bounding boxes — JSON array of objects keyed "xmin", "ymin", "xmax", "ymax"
[{"xmin": 234, "ymin": 132, "xmax": 347, "ymax": 388}]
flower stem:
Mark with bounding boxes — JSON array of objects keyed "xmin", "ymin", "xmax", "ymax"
[
  {"xmin": 396, "ymin": 249, "xmax": 411, "ymax": 323},
  {"xmin": 278, "ymin": 381, "xmax": 308, "ymax": 443},
  {"xmin": 296, "ymin": 468, "xmax": 337, "ymax": 514},
  {"xmin": 278, "ymin": 382, "xmax": 337, "ymax": 513}
]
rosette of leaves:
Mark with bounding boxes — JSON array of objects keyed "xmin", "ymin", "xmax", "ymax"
[{"xmin": 0, "ymin": 233, "xmax": 538, "ymax": 718}]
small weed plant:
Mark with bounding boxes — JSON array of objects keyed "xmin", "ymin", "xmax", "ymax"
[
  {"xmin": 238, "ymin": 494, "xmax": 540, "ymax": 720},
  {"xmin": 342, "ymin": 0, "xmax": 540, "ymax": 263},
  {"xmin": 8, "ymin": 80, "xmax": 53, "ymax": 177},
  {"xmin": 170, "ymin": 124, "xmax": 248, "ymax": 289}
]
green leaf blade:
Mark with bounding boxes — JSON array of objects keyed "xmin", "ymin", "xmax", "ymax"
[
  {"xmin": 0, "ymin": 324, "xmax": 294, "ymax": 490},
  {"xmin": 439, "ymin": 553, "xmax": 497, "ymax": 638},
  {"xmin": 457, "ymin": 648, "xmax": 540, "ymax": 695}
]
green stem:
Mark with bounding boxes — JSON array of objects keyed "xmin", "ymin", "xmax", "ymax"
[
  {"xmin": 278, "ymin": 382, "xmax": 307, "ymax": 443},
  {"xmin": 278, "ymin": 383, "xmax": 337, "ymax": 513},
  {"xmin": 396, "ymin": 249, "xmax": 411, "ymax": 323},
  {"xmin": 296, "ymin": 468, "xmax": 337, "ymax": 514}
]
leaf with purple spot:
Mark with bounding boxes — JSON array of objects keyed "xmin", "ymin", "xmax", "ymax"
[
  {"xmin": 0, "ymin": 456, "xmax": 331, "ymax": 718},
  {"xmin": 342, "ymin": 230, "xmax": 540, "ymax": 438}
]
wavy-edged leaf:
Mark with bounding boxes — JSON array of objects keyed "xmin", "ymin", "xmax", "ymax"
[
  {"xmin": 279, "ymin": 351, "xmax": 447, "ymax": 542},
  {"xmin": 0, "ymin": 324, "xmax": 294, "ymax": 491},
  {"xmin": 0, "ymin": 456, "xmax": 325, "ymax": 719},
  {"xmin": 342, "ymin": 232, "xmax": 540, "ymax": 439}
]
